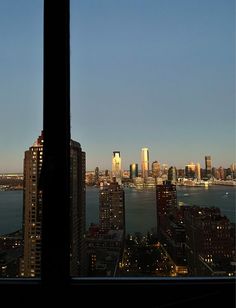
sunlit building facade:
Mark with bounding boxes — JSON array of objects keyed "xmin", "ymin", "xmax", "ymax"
[
  {"xmin": 196, "ymin": 163, "xmax": 201, "ymax": 181},
  {"xmin": 130, "ymin": 163, "xmax": 138, "ymax": 179},
  {"xmin": 112, "ymin": 151, "xmax": 122, "ymax": 184},
  {"xmin": 141, "ymin": 147, "xmax": 149, "ymax": 179}
]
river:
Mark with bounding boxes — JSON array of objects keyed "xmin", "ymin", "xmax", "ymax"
[{"xmin": 0, "ymin": 185, "xmax": 235, "ymax": 235}]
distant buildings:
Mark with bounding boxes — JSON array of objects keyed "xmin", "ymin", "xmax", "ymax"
[
  {"xmin": 168, "ymin": 166, "xmax": 177, "ymax": 183},
  {"xmin": 196, "ymin": 163, "xmax": 201, "ymax": 181},
  {"xmin": 185, "ymin": 162, "xmax": 196, "ymax": 179},
  {"xmin": 152, "ymin": 161, "xmax": 161, "ymax": 178},
  {"xmin": 230, "ymin": 163, "xmax": 236, "ymax": 179},
  {"xmin": 205, "ymin": 155, "xmax": 212, "ymax": 178},
  {"xmin": 133, "ymin": 177, "xmax": 144, "ymax": 189}
]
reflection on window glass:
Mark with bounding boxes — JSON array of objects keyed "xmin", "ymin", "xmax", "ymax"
[
  {"xmin": 70, "ymin": 0, "xmax": 235, "ymax": 277},
  {"xmin": 0, "ymin": 1, "xmax": 43, "ymax": 278}
]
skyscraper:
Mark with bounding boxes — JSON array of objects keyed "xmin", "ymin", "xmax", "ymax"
[
  {"xmin": 70, "ymin": 140, "xmax": 86, "ymax": 276},
  {"xmin": 99, "ymin": 179, "xmax": 125, "ymax": 233},
  {"xmin": 168, "ymin": 166, "xmax": 177, "ymax": 183},
  {"xmin": 156, "ymin": 181, "xmax": 177, "ymax": 237},
  {"xmin": 130, "ymin": 163, "xmax": 138, "ymax": 179},
  {"xmin": 112, "ymin": 151, "xmax": 122, "ymax": 184},
  {"xmin": 230, "ymin": 163, "xmax": 236, "ymax": 179},
  {"xmin": 21, "ymin": 133, "xmax": 44, "ymax": 277},
  {"xmin": 141, "ymin": 147, "xmax": 149, "ymax": 179},
  {"xmin": 205, "ymin": 156, "xmax": 212, "ymax": 178},
  {"xmin": 152, "ymin": 161, "xmax": 161, "ymax": 178},
  {"xmin": 184, "ymin": 206, "xmax": 235, "ymax": 276},
  {"xmin": 156, "ymin": 181, "xmax": 187, "ymax": 275},
  {"xmin": 94, "ymin": 166, "xmax": 99, "ymax": 184},
  {"xmin": 21, "ymin": 133, "xmax": 86, "ymax": 277},
  {"xmin": 196, "ymin": 163, "xmax": 201, "ymax": 181},
  {"xmin": 185, "ymin": 162, "xmax": 196, "ymax": 179}
]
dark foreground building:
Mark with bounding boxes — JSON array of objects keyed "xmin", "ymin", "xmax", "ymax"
[
  {"xmin": 156, "ymin": 181, "xmax": 188, "ymax": 275},
  {"xmin": 21, "ymin": 132, "xmax": 86, "ymax": 277}
]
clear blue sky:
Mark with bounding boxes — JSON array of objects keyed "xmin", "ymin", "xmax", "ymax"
[{"xmin": 0, "ymin": 0, "xmax": 235, "ymax": 172}]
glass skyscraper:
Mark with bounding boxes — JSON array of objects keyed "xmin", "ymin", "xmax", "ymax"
[{"xmin": 141, "ymin": 147, "xmax": 149, "ymax": 179}]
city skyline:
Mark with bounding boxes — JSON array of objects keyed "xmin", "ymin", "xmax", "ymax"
[{"xmin": 0, "ymin": 0, "xmax": 235, "ymax": 172}]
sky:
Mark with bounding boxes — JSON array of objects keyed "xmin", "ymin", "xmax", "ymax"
[{"xmin": 0, "ymin": 0, "xmax": 235, "ymax": 172}]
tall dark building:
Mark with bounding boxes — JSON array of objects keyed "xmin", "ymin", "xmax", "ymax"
[
  {"xmin": 156, "ymin": 181, "xmax": 177, "ymax": 237},
  {"xmin": 86, "ymin": 179, "xmax": 125, "ymax": 276},
  {"xmin": 168, "ymin": 166, "xmax": 177, "ymax": 183},
  {"xmin": 156, "ymin": 181, "xmax": 187, "ymax": 274},
  {"xmin": 70, "ymin": 140, "xmax": 86, "ymax": 276},
  {"xmin": 21, "ymin": 133, "xmax": 44, "ymax": 277},
  {"xmin": 94, "ymin": 166, "xmax": 99, "ymax": 184},
  {"xmin": 21, "ymin": 133, "xmax": 86, "ymax": 277},
  {"xmin": 184, "ymin": 206, "xmax": 235, "ymax": 276},
  {"xmin": 205, "ymin": 155, "xmax": 212, "ymax": 178},
  {"xmin": 99, "ymin": 179, "xmax": 125, "ymax": 233}
]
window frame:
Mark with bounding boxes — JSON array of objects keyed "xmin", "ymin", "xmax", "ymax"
[{"xmin": 0, "ymin": 0, "xmax": 235, "ymax": 306}]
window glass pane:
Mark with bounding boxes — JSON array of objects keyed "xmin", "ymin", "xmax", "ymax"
[
  {"xmin": 0, "ymin": 1, "xmax": 43, "ymax": 278},
  {"xmin": 71, "ymin": 0, "xmax": 235, "ymax": 278}
]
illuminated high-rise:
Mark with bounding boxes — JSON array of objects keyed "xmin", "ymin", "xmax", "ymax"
[
  {"xmin": 130, "ymin": 163, "xmax": 138, "ymax": 179},
  {"xmin": 196, "ymin": 163, "xmax": 201, "ymax": 181},
  {"xmin": 141, "ymin": 147, "xmax": 149, "ymax": 179},
  {"xmin": 112, "ymin": 151, "xmax": 122, "ymax": 184},
  {"xmin": 230, "ymin": 163, "xmax": 236, "ymax": 179}
]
